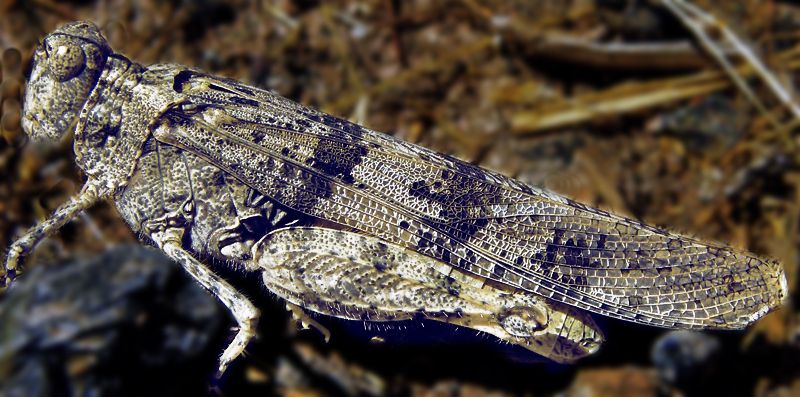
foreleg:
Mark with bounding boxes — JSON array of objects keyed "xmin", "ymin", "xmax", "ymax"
[{"xmin": 4, "ymin": 182, "xmax": 101, "ymax": 288}]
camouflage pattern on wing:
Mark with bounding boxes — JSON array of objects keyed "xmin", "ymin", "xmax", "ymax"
[{"xmin": 152, "ymin": 69, "xmax": 787, "ymax": 330}]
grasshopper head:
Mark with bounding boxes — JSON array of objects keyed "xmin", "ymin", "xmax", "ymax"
[{"xmin": 22, "ymin": 21, "xmax": 111, "ymax": 144}]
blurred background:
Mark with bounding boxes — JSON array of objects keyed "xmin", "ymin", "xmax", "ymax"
[{"xmin": 1, "ymin": 1, "xmax": 799, "ymax": 396}]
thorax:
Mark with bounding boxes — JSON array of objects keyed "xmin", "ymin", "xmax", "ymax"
[{"xmin": 73, "ymin": 58, "xmax": 183, "ymax": 195}]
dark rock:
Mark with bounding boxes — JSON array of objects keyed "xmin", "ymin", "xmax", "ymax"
[{"xmin": 0, "ymin": 246, "xmax": 225, "ymax": 397}]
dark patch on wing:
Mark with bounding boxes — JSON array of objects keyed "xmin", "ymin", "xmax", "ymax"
[
  {"xmin": 228, "ymin": 82, "xmax": 255, "ymax": 97},
  {"xmin": 208, "ymin": 83, "xmax": 237, "ymax": 95},
  {"xmin": 173, "ymin": 69, "xmax": 195, "ymax": 92},
  {"xmin": 162, "ymin": 102, "xmax": 217, "ymax": 128},
  {"xmin": 305, "ymin": 113, "xmax": 369, "ymax": 186},
  {"xmin": 534, "ymin": 228, "xmax": 564, "ymax": 274},
  {"xmin": 492, "ymin": 264, "xmax": 506, "ymax": 278},
  {"xmin": 230, "ymin": 96, "xmax": 260, "ymax": 107},
  {"xmin": 409, "ymin": 161, "xmax": 501, "ymax": 241},
  {"xmin": 309, "ymin": 139, "xmax": 367, "ymax": 185},
  {"xmin": 241, "ymin": 111, "xmax": 375, "ymax": 214},
  {"xmin": 173, "ymin": 69, "xmax": 258, "ymax": 98},
  {"xmin": 562, "ymin": 237, "xmax": 592, "ymax": 267},
  {"xmin": 597, "ymin": 234, "xmax": 607, "ymax": 250},
  {"xmin": 292, "ymin": 166, "xmax": 334, "ymax": 212},
  {"xmin": 212, "ymin": 76, "xmax": 256, "ymax": 97}
]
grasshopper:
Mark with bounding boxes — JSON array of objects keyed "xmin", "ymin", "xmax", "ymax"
[{"xmin": 4, "ymin": 21, "xmax": 788, "ymax": 375}]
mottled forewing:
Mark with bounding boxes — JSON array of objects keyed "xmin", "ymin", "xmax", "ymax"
[{"xmin": 151, "ymin": 69, "xmax": 786, "ymax": 329}]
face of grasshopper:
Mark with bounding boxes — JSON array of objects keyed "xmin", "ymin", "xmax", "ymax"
[{"xmin": 23, "ymin": 22, "xmax": 110, "ymax": 144}]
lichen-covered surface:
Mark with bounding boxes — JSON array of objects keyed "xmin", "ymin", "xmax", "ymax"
[{"xmin": 1, "ymin": 1, "xmax": 799, "ymax": 396}]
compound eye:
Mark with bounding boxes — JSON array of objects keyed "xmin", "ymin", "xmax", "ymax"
[{"xmin": 48, "ymin": 42, "xmax": 86, "ymax": 82}]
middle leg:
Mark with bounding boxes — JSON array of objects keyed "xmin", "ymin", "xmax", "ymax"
[{"xmin": 151, "ymin": 227, "xmax": 260, "ymax": 375}]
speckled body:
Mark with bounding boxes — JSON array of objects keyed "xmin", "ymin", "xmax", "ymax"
[{"xmin": 5, "ymin": 22, "xmax": 788, "ymax": 374}]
